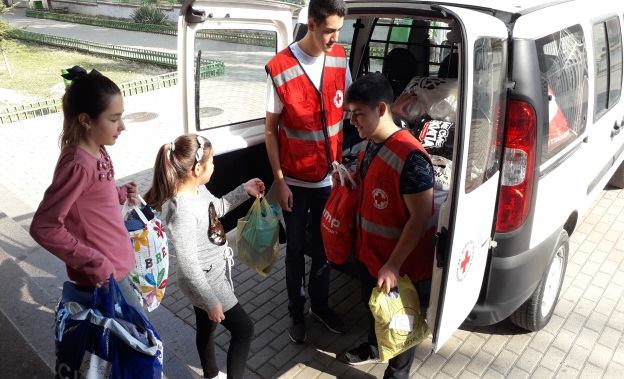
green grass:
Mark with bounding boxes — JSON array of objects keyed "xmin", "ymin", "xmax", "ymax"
[{"xmin": 0, "ymin": 39, "xmax": 171, "ymax": 107}]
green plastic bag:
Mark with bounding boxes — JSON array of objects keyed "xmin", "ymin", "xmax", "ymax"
[
  {"xmin": 369, "ymin": 276, "xmax": 431, "ymax": 362},
  {"xmin": 236, "ymin": 197, "xmax": 280, "ymax": 276}
]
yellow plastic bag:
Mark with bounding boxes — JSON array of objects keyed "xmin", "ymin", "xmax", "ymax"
[
  {"xmin": 236, "ymin": 197, "xmax": 280, "ymax": 276},
  {"xmin": 368, "ymin": 276, "xmax": 431, "ymax": 362}
]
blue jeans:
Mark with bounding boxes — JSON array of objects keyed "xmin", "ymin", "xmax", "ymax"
[{"xmin": 282, "ymin": 185, "xmax": 332, "ymax": 321}]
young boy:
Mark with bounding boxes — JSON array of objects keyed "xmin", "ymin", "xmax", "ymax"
[
  {"xmin": 264, "ymin": 0, "xmax": 351, "ymax": 344},
  {"xmin": 343, "ymin": 73, "xmax": 436, "ymax": 379}
]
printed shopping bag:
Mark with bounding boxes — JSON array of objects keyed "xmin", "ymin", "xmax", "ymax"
[
  {"xmin": 55, "ymin": 277, "xmax": 163, "ymax": 379},
  {"xmin": 236, "ymin": 197, "xmax": 280, "ymax": 276},
  {"xmin": 369, "ymin": 276, "xmax": 430, "ymax": 362},
  {"xmin": 123, "ymin": 195, "xmax": 169, "ymax": 312},
  {"xmin": 321, "ymin": 161, "xmax": 358, "ymax": 264}
]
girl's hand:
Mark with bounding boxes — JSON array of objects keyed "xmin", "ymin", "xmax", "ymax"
[
  {"xmin": 244, "ymin": 178, "xmax": 265, "ymax": 198},
  {"xmin": 125, "ymin": 182, "xmax": 139, "ymax": 205},
  {"xmin": 208, "ymin": 303, "xmax": 225, "ymax": 323},
  {"xmin": 95, "ymin": 268, "xmax": 116, "ymax": 288}
]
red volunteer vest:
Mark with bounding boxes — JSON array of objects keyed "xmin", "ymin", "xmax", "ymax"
[
  {"xmin": 356, "ymin": 130, "xmax": 436, "ymax": 283},
  {"xmin": 265, "ymin": 44, "xmax": 347, "ymax": 182}
]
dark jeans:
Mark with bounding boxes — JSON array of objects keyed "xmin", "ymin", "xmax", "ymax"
[
  {"xmin": 357, "ymin": 263, "xmax": 431, "ymax": 379},
  {"xmin": 282, "ymin": 185, "xmax": 332, "ymax": 320},
  {"xmin": 193, "ymin": 304, "xmax": 254, "ymax": 379}
]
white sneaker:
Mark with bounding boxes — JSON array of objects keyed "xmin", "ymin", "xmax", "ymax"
[{"xmin": 208, "ymin": 372, "xmax": 227, "ymax": 379}]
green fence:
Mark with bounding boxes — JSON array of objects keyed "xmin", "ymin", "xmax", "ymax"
[
  {"xmin": 25, "ymin": 9, "xmax": 277, "ymax": 47},
  {"xmin": 7, "ymin": 29, "xmax": 224, "ymax": 78},
  {"xmin": 0, "ymin": 71, "xmax": 186, "ymax": 124},
  {"xmin": 0, "ymin": 99, "xmax": 63, "ymax": 124}
]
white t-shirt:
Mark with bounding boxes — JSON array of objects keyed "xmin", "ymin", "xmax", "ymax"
[{"xmin": 266, "ymin": 42, "xmax": 352, "ymax": 188}]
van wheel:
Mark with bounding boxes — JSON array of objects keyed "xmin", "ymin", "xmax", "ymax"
[{"xmin": 510, "ymin": 230, "xmax": 568, "ymax": 331}]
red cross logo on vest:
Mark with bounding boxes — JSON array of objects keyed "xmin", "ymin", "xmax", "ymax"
[
  {"xmin": 456, "ymin": 242, "xmax": 474, "ymax": 281},
  {"xmin": 334, "ymin": 90, "xmax": 344, "ymax": 108},
  {"xmin": 372, "ymin": 188, "xmax": 388, "ymax": 210}
]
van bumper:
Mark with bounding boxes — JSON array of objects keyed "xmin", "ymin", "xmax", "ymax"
[{"xmin": 464, "ymin": 227, "xmax": 561, "ymax": 326}]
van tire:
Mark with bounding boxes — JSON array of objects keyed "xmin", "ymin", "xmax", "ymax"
[{"xmin": 510, "ymin": 230, "xmax": 569, "ymax": 331}]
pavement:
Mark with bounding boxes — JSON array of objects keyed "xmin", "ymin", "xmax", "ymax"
[{"xmin": 1, "ymin": 5, "xmax": 624, "ymax": 379}]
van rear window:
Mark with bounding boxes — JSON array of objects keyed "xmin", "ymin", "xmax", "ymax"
[{"xmin": 536, "ymin": 25, "xmax": 588, "ymax": 162}]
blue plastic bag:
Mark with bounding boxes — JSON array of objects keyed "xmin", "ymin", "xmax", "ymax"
[{"xmin": 55, "ymin": 277, "xmax": 163, "ymax": 378}]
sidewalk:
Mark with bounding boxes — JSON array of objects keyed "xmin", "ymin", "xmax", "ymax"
[{"xmin": 1, "ymin": 7, "xmax": 624, "ymax": 379}]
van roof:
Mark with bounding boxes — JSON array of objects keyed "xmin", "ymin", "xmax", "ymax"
[{"xmin": 347, "ymin": 0, "xmax": 573, "ymax": 16}]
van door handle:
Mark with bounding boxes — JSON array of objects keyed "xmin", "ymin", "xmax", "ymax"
[
  {"xmin": 612, "ymin": 121, "xmax": 622, "ymax": 139},
  {"xmin": 434, "ymin": 227, "xmax": 449, "ymax": 268}
]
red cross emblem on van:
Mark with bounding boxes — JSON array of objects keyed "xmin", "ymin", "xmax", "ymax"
[{"xmin": 456, "ymin": 242, "xmax": 474, "ymax": 281}]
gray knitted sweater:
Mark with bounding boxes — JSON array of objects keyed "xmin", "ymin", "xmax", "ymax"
[{"xmin": 161, "ymin": 185, "xmax": 248, "ymax": 312}]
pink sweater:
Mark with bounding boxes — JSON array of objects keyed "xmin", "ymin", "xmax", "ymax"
[{"xmin": 30, "ymin": 146, "xmax": 134, "ymax": 286}]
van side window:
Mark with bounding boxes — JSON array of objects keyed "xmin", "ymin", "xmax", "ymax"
[
  {"xmin": 592, "ymin": 17, "xmax": 623, "ymax": 121},
  {"xmin": 362, "ymin": 18, "xmax": 453, "ymax": 96},
  {"xmin": 194, "ymin": 30, "xmax": 277, "ymax": 129},
  {"xmin": 465, "ymin": 38, "xmax": 506, "ymax": 193},
  {"xmin": 536, "ymin": 25, "xmax": 588, "ymax": 162}
]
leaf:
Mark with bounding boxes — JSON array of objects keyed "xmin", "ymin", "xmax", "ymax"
[{"xmin": 144, "ymin": 273, "xmax": 156, "ymax": 286}]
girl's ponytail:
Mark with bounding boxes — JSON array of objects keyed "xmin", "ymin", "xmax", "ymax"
[
  {"xmin": 144, "ymin": 134, "xmax": 212, "ymax": 210},
  {"xmin": 144, "ymin": 143, "xmax": 178, "ymax": 211}
]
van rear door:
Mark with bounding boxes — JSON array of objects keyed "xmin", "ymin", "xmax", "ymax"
[{"xmin": 427, "ymin": 6, "xmax": 508, "ymax": 352}]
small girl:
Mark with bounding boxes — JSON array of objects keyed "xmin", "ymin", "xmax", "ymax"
[
  {"xmin": 30, "ymin": 66, "xmax": 142, "ymax": 307},
  {"xmin": 144, "ymin": 134, "xmax": 264, "ymax": 379}
]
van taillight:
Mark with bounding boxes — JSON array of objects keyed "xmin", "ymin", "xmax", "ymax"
[{"xmin": 496, "ymin": 100, "xmax": 537, "ymax": 233}]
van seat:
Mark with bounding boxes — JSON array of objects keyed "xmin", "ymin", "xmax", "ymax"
[{"xmin": 382, "ymin": 47, "xmax": 419, "ymax": 98}]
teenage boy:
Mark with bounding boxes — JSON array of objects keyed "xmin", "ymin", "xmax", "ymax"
[
  {"xmin": 264, "ymin": 0, "xmax": 351, "ymax": 344},
  {"xmin": 343, "ymin": 73, "xmax": 436, "ymax": 379}
]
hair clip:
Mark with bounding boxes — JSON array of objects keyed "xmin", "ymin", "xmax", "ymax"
[
  {"xmin": 61, "ymin": 65, "xmax": 87, "ymax": 80},
  {"xmin": 195, "ymin": 135, "xmax": 205, "ymax": 163}
]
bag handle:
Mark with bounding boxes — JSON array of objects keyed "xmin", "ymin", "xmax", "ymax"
[
  {"xmin": 122, "ymin": 194, "xmax": 150, "ymax": 225},
  {"xmin": 332, "ymin": 161, "xmax": 357, "ymax": 189},
  {"xmin": 92, "ymin": 276, "xmax": 133, "ymax": 318}
]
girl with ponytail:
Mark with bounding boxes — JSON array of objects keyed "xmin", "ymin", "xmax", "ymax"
[{"xmin": 144, "ymin": 134, "xmax": 264, "ymax": 379}]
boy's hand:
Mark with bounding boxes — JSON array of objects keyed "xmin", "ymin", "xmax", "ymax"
[
  {"xmin": 244, "ymin": 178, "xmax": 265, "ymax": 198},
  {"xmin": 377, "ymin": 262, "xmax": 400, "ymax": 294},
  {"xmin": 276, "ymin": 179, "xmax": 293, "ymax": 212},
  {"xmin": 208, "ymin": 303, "xmax": 225, "ymax": 323}
]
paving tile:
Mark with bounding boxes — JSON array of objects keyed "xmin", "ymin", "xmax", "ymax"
[
  {"xmin": 490, "ymin": 349, "xmax": 517, "ymax": 375},
  {"xmin": 528, "ymin": 332, "xmax": 555, "ymax": 354},
  {"xmin": 588, "ymin": 342, "xmax": 614, "ymax": 370},
  {"xmin": 604, "ymin": 362, "xmax": 624, "ymax": 379},
  {"xmin": 531, "ymin": 366, "xmax": 555, "ymax": 379},
  {"xmin": 515, "ymin": 347, "xmax": 543, "ymax": 373},
  {"xmin": 507, "ymin": 367, "xmax": 530, "ymax": 379},
  {"xmin": 458, "ymin": 333, "xmax": 487, "ymax": 358},
  {"xmin": 562, "ymin": 345, "xmax": 591, "ymax": 370},
  {"xmin": 416, "ymin": 353, "xmax": 447, "ymax": 378},
  {"xmin": 611, "ymin": 342, "xmax": 624, "ymax": 365},
  {"xmin": 539, "ymin": 346, "xmax": 566, "ymax": 372},
  {"xmin": 465, "ymin": 350, "xmax": 496, "ymax": 377},
  {"xmin": 553, "ymin": 365, "xmax": 580, "ymax": 379},
  {"xmin": 579, "ymin": 363, "xmax": 604, "ymax": 378},
  {"xmin": 440, "ymin": 352, "xmax": 470, "ymax": 377},
  {"xmin": 482, "ymin": 334, "xmax": 509, "ymax": 356},
  {"xmin": 606, "ymin": 311, "xmax": 624, "ymax": 331},
  {"xmin": 562, "ymin": 312, "xmax": 586, "ymax": 333}
]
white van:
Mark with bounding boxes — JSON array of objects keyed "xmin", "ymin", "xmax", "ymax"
[{"xmin": 177, "ymin": 0, "xmax": 624, "ymax": 351}]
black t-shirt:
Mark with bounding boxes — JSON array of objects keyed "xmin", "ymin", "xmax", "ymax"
[{"xmin": 360, "ymin": 137, "xmax": 434, "ymax": 194}]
